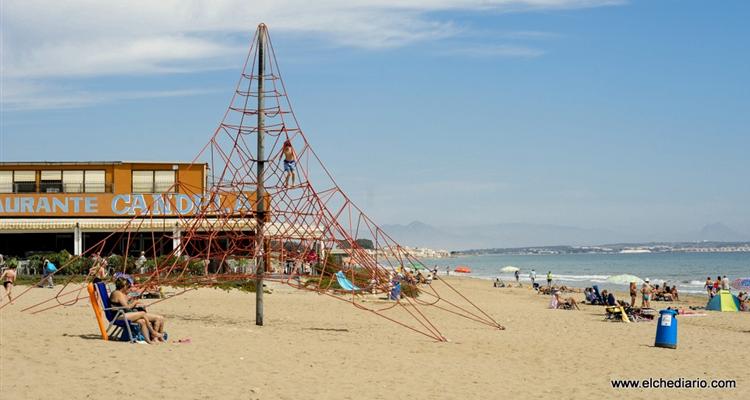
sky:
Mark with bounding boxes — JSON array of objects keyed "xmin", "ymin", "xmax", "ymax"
[{"xmin": 1, "ymin": 0, "xmax": 749, "ymax": 241}]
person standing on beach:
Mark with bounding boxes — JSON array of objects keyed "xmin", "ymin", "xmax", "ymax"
[
  {"xmin": 282, "ymin": 140, "xmax": 297, "ymax": 187},
  {"xmin": 514, "ymin": 270, "xmax": 520, "ymax": 285},
  {"xmin": 530, "ymin": 269, "xmax": 536, "ymax": 286},
  {"xmin": 705, "ymin": 277, "xmax": 713, "ymax": 298},
  {"xmin": 641, "ymin": 279, "xmax": 652, "ymax": 308},
  {"xmin": 721, "ymin": 275, "xmax": 729, "ymax": 290},
  {"xmin": 546, "ymin": 271, "xmax": 552, "ymax": 288},
  {"xmin": 135, "ymin": 251, "xmax": 147, "ymax": 274},
  {"xmin": 1, "ymin": 264, "xmax": 17, "ymax": 304},
  {"xmin": 629, "ymin": 281, "xmax": 637, "ymax": 307}
]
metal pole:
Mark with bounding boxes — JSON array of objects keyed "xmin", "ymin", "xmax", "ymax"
[{"xmin": 255, "ymin": 24, "xmax": 266, "ymax": 326}]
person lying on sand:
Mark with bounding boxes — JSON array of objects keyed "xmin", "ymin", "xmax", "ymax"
[{"xmin": 110, "ymin": 277, "xmax": 166, "ymax": 344}]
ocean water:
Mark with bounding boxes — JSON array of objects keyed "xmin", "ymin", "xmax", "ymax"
[{"xmin": 422, "ymin": 252, "xmax": 750, "ymax": 294}]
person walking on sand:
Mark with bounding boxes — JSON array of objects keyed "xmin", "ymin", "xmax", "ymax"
[
  {"xmin": 1, "ymin": 264, "xmax": 17, "ymax": 304},
  {"xmin": 282, "ymin": 139, "xmax": 297, "ymax": 187},
  {"xmin": 529, "ymin": 269, "xmax": 536, "ymax": 286},
  {"xmin": 629, "ymin": 281, "xmax": 637, "ymax": 307},
  {"xmin": 641, "ymin": 279, "xmax": 653, "ymax": 308},
  {"xmin": 514, "ymin": 270, "xmax": 520, "ymax": 284},
  {"xmin": 546, "ymin": 271, "xmax": 552, "ymax": 288},
  {"xmin": 705, "ymin": 277, "xmax": 713, "ymax": 298},
  {"xmin": 40, "ymin": 259, "xmax": 56, "ymax": 288}
]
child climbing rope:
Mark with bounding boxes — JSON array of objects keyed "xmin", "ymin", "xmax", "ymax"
[{"xmin": 282, "ymin": 139, "xmax": 296, "ymax": 187}]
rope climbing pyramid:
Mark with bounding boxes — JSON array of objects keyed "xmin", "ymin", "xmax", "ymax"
[{"xmin": 11, "ymin": 24, "xmax": 504, "ymax": 341}]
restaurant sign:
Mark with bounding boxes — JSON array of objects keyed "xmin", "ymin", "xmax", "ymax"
[{"xmin": 0, "ymin": 193, "xmax": 260, "ymax": 217}]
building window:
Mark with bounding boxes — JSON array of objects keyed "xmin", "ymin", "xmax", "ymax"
[
  {"xmin": 132, "ymin": 171, "xmax": 154, "ymax": 193},
  {"xmin": 0, "ymin": 171, "xmax": 11, "ymax": 193},
  {"xmin": 40, "ymin": 170, "xmax": 64, "ymax": 193},
  {"xmin": 13, "ymin": 170, "xmax": 37, "ymax": 193},
  {"xmin": 84, "ymin": 170, "xmax": 106, "ymax": 193},
  {"xmin": 132, "ymin": 170, "xmax": 176, "ymax": 193},
  {"xmin": 155, "ymin": 170, "xmax": 176, "ymax": 192},
  {"xmin": 63, "ymin": 170, "xmax": 84, "ymax": 193}
]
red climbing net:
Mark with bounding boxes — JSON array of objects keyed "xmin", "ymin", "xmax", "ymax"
[{"xmin": 6, "ymin": 24, "xmax": 503, "ymax": 341}]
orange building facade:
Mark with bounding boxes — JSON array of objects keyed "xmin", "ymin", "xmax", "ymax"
[{"xmin": 0, "ymin": 161, "xmax": 209, "ymax": 256}]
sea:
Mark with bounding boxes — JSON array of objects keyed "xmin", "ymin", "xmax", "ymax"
[{"xmin": 422, "ymin": 252, "xmax": 750, "ymax": 294}]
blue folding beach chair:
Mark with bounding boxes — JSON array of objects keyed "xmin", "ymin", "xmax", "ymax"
[
  {"xmin": 592, "ymin": 285, "xmax": 605, "ymax": 305},
  {"xmin": 94, "ymin": 282, "xmax": 143, "ymax": 342}
]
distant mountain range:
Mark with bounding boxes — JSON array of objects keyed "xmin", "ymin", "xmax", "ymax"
[{"xmin": 379, "ymin": 221, "xmax": 750, "ymax": 251}]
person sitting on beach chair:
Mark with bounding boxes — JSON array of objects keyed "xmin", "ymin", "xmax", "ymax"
[
  {"xmin": 589, "ymin": 285, "xmax": 606, "ymax": 305},
  {"xmin": 584, "ymin": 288, "xmax": 596, "ymax": 303},
  {"xmin": 109, "ymin": 278, "xmax": 166, "ymax": 344},
  {"xmin": 599, "ymin": 289, "xmax": 616, "ymax": 306}
]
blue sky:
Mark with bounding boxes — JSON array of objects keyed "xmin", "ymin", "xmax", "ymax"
[{"xmin": 1, "ymin": 0, "xmax": 749, "ymax": 240}]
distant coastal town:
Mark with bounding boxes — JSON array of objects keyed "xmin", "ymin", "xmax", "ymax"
[
  {"xmin": 454, "ymin": 242, "xmax": 750, "ymax": 256},
  {"xmin": 403, "ymin": 246, "xmax": 451, "ymax": 258}
]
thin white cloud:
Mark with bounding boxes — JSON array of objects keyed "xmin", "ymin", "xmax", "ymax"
[
  {"xmin": 1, "ymin": 80, "xmax": 218, "ymax": 111},
  {"xmin": 2, "ymin": 0, "xmax": 623, "ymax": 78},
  {"xmin": 6, "ymin": 36, "xmax": 241, "ymax": 78},
  {"xmin": 440, "ymin": 44, "xmax": 545, "ymax": 57},
  {"xmin": 1, "ymin": 0, "xmax": 624, "ymax": 109}
]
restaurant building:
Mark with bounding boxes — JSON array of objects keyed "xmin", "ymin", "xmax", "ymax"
[{"xmin": 0, "ymin": 161, "xmax": 209, "ymax": 257}]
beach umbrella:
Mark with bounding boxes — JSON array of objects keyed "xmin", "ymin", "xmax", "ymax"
[
  {"xmin": 607, "ymin": 274, "xmax": 644, "ymax": 285},
  {"xmin": 731, "ymin": 278, "xmax": 750, "ymax": 291},
  {"xmin": 501, "ymin": 266, "xmax": 519, "ymax": 273},
  {"xmin": 410, "ymin": 263, "xmax": 427, "ymax": 270}
]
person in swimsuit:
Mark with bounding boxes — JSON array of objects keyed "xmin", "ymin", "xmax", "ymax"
[
  {"xmin": 88, "ymin": 258, "xmax": 108, "ymax": 284},
  {"xmin": 705, "ymin": 277, "xmax": 713, "ymax": 298},
  {"xmin": 109, "ymin": 278, "xmax": 166, "ymax": 344},
  {"xmin": 641, "ymin": 279, "xmax": 653, "ymax": 308},
  {"xmin": 713, "ymin": 276, "xmax": 721, "ymax": 294},
  {"xmin": 282, "ymin": 140, "xmax": 297, "ymax": 187},
  {"xmin": 1, "ymin": 264, "xmax": 17, "ymax": 304},
  {"xmin": 629, "ymin": 281, "xmax": 637, "ymax": 307}
]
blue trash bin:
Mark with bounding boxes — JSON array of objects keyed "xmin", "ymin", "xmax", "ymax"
[{"xmin": 654, "ymin": 309, "xmax": 678, "ymax": 349}]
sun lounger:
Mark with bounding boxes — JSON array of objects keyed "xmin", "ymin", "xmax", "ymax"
[{"xmin": 605, "ymin": 305, "xmax": 631, "ymax": 323}]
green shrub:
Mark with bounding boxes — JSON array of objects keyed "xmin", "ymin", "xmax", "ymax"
[
  {"xmin": 304, "ymin": 276, "xmax": 342, "ymax": 290},
  {"xmin": 27, "ymin": 251, "xmax": 70, "ymax": 274},
  {"xmin": 187, "ymin": 259, "xmax": 205, "ymax": 275},
  {"xmin": 213, "ymin": 280, "xmax": 257, "ymax": 293},
  {"xmin": 400, "ymin": 282, "xmax": 420, "ymax": 298}
]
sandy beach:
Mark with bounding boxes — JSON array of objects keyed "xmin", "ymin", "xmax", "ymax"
[{"xmin": 1, "ymin": 277, "xmax": 748, "ymax": 400}]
